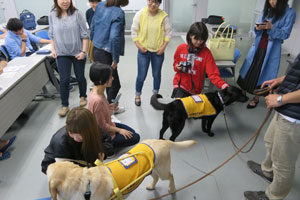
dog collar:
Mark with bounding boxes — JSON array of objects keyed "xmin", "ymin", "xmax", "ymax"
[
  {"xmin": 84, "ymin": 180, "xmax": 91, "ymax": 200},
  {"xmin": 217, "ymin": 92, "xmax": 226, "ymax": 113}
]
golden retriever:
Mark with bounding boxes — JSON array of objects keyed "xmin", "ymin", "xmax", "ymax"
[{"xmin": 47, "ymin": 139, "xmax": 196, "ymax": 200}]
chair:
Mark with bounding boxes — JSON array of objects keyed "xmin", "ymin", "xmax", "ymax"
[
  {"xmin": 35, "ymin": 30, "xmax": 50, "ymax": 40},
  {"xmin": 218, "ymin": 48, "xmax": 241, "ymax": 83},
  {"xmin": 0, "ymin": 45, "xmax": 11, "ymax": 61}
]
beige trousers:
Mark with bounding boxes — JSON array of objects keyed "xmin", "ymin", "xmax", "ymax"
[{"xmin": 261, "ymin": 112, "xmax": 300, "ymax": 200}]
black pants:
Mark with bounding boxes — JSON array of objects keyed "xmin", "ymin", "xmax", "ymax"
[{"xmin": 93, "ymin": 46, "xmax": 121, "ymax": 103}]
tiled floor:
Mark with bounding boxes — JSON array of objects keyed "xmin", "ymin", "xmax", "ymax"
[{"xmin": 0, "ymin": 36, "xmax": 299, "ymax": 200}]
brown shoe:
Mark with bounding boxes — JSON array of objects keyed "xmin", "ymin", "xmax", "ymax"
[
  {"xmin": 80, "ymin": 97, "xmax": 87, "ymax": 107},
  {"xmin": 58, "ymin": 106, "xmax": 69, "ymax": 117}
]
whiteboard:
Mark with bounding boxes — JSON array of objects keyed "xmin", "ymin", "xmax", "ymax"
[
  {"xmin": 255, "ymin": 0, "xmax": 294, "ymax": 12},
  {"xmin": 124, "ymin": 0, "xmax": 163, "ymax": 11}
]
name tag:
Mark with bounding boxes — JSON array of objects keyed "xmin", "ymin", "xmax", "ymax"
[
  {"xmin": 119, "ymin": 154, "xmax": 138, "ymax": 169},
  {"xmin": 192, "ymin": 95, "xmax": 203, "ymax": 103}
]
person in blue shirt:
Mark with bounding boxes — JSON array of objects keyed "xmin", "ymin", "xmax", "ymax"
[
  {"xmin": 237, "ymin": 0, "xmax": 295, "ymax": 109},
  {"xmin": 90, "ymin": 0, "xmax": 128, "ymax": 114},
  {"xmin": 4, "ymin": 18, "xmax": 50, "ymax": 60}
]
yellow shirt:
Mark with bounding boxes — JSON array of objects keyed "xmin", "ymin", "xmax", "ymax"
[
  {"xmin": 106, "ymin": 143, "xmax": 155, "ymax": 195},
  {"xmin": 180, "ymin": 94, "xmax": 216, "ymax": 118}
]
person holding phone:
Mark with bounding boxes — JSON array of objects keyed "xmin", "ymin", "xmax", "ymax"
[
  {"xmin": 87, "ymin": 63, "xmax": 140, "ymax": 148},
  {"xmin": 237, "ymin": 0, "xmax": 295, "ymax": 109}
]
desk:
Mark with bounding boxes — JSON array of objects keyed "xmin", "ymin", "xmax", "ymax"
[
  {"xmin": 30, "ymin": 25, "xmax": 49, "ymax": 34},
  {"xmin": 0, "ymin": 56, "xmax": 49, "ymax": 137}
]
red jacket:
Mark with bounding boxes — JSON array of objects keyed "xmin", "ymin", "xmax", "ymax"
[{"xmin": 173, "ymin": 43, "xmax": 228, "ymax": 94}]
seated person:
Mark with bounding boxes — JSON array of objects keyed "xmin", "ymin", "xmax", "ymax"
[
  {"xmin": 88, "ymin": 63, "xmax": 140, "ymax": 148},
  {"xmin": 41, "ymin": 107, "xmax": 113, "ymax": 174},
  {"xmin": 172, "ymin": 22, "xmax": 229, "ymax": 98},
  {"xmin": 5, "ymin": 18, "xmax": 50, "ymax": 59}
]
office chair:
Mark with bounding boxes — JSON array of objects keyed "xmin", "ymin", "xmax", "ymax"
[
  {"xmin": 0, "ymin": 45, "xmax": 11, "ymax": 61},
  {"xmin": 35, "ymin": 30, "xmax": 50, "ymax": 40}
]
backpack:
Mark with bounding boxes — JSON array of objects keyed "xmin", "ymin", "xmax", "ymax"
[{"xmin": 20, "ymin": 9, "xmax": 36, "ymax": 30}]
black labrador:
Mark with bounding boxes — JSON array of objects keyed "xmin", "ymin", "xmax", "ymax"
[{"xmin": 150, "ymin": 86, "xmax": 248, "ymax": 141}]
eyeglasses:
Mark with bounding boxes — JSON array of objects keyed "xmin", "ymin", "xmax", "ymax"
[{"xmin": 148, "ymin": 0, "xmax": 159, "ymax": 5}]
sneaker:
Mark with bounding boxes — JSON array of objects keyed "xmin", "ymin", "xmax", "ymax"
[
  {"xmin": 113, "ymin": 106, "xmax": 125, "ymax": 115},
  {"xmin": 69, "ymin": 85, "xmax": 75, "ymax": 92},
  {"xmin": 58, "ymin": 106, "xmax": 69, "ymax": 117},
  {"xmin": 244, "ymin": 191, "xmax": 269, "ymax": 200},
  {"xmin": 247, "ymin": 160, "xmax": 273, "ymax": 183},
  {"xmin": 70, "ymin": 76, "xmax": 78, "ymax": 85},
  {"xmin": 80, "ymin": 97, "xmax": 87, "ymax": 107}
]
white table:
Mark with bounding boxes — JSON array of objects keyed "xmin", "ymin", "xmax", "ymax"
[
  {"xmin": 0, "ymin": 56, "xmax": 49, "ymax": 137},
  {"xmin": 30, "ymin": 25, "xmax": 49, "ymax": 34}
]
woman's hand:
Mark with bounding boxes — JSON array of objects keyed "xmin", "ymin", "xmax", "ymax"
[
  {"xmin": 119, "ymin": 128, "xmax": 133, "ymax": 140},
  {"xmin": 176, "ymin": 64, "xmax": 182, "ymax": 71},
  {"xmin": 75, "ymin": 52, "xmax": 86, "ymax": 60},
  {"xmin": 157, "ymin": 46, "xmax": 165, "ymax": 55},
  {"xmin": 135, "ymin": 42, "xmax": 147, "ymax": 53},
  {"xmin": 51, "ymin": 49, "xmax": 57, "ymax": 59},
  {"xmin": 264, "ymin": 20, "xmax": 273, "ymax": 30},
  {"xmin": 111, "ymin": 62, "xmax": 118, "ymax": 70}
]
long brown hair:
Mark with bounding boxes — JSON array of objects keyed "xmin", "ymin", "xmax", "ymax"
[
  {"xmin": 66, "ymin": 107, "xmax": 103, "ymax": 166},
  {"xmin": 263, "ymin": 0, "xmax": 288, "ymax": 22},
  {"xmin": 53, "ymin": 0, "xmax": 76, "ymax": 18},
  {"xmin": 106, "ymin": 0, "xmax": 129, "ymax": 7}
]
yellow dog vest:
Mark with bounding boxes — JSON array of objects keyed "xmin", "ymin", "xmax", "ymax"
[
  {"xmin": 180, "ymin": 94, "xmax": 216, "ymax": 118},
  {"xmin": 106, "ymin": 143, "xmax": 155, "ymax": 195}
]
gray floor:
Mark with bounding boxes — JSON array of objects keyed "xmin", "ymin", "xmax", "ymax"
[{"xmin": 0, "ymin": 36, "xmax": 299, "ymax": 200}]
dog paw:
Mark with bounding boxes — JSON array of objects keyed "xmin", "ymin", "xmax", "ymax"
[{"xmin": 146, "ymin": 184, "xmax": 155, "ymax": 190}]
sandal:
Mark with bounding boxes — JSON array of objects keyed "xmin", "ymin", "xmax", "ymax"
[
  {"xmin": 0, "ymin": 136, "xmax": 16, "ymax": 152},
  {"xmin": 247, "ymin": 97, "xmax": 259, "ymax": 109},
  {"xmin": 135, "ymin": 96, "xmax": 141, "ymax": 106}
]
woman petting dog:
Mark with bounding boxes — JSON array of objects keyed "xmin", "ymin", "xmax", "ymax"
[
  {"xmin": 87, "ymin": 63, "xmax": 140, "ymax": 148},
  {"xmin": 41, "ymin": 107, "xmax": 113, "ymax": 174},
  {"xmin": 172, "ymin": 22, "xmax": 229, "ymax": 98},
  {"xmin": 237, "ymin": 0, "xmax": 295, "ymax": 109}
]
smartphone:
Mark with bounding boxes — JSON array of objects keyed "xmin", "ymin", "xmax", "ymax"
[{"xmin": 112, "ymin": 93, "xmax": 122, "ymax": 104}]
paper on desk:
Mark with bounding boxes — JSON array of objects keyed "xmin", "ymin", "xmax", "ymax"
[
  {"xmin": 3, "ymin": 65, "xmax": 26, "ymax": 72},
  {"xmin": 0, "ymin": 72, "xmax": 16, "ymax": 79}
]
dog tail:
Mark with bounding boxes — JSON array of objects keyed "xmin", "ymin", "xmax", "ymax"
[
  {"xmin": 150, "ymin": 93, "xmax": 169, "ymax": 111},
  {"xmin": 169, "ymin": 140, "xmax": 197, "ymax": 150}
]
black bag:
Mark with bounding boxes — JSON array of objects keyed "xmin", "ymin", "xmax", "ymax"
[
  {"xmin": 202, "ymin": 15, "xmax": 224, "ymax": 25},
  {"xmin": 37, "ymin": 16, "xmax": 49, "ymax": 25}
]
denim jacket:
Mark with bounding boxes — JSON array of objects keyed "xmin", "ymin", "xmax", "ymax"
[{"xmin": 90, "ymin": 1, "xmax": 125, "ymax": 63}]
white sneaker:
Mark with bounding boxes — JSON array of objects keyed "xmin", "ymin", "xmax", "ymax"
[
  {"xmin": 111, "ymin": 115, "xmax": 121, "ymax": 123},
  {"xmin": 113, "ymin": 106, "xmax": 125, "ymax": 115}
]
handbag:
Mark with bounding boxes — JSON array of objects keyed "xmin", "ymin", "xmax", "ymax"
[
  {"xmin": 37, "ymin": 16, "xmax": 49, "ymax": 25},
  {"xmin": 207, "ymin": 22, "xmax": 235, "ymax": 61}
]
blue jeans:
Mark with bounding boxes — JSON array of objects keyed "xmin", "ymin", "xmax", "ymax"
[
  {"xmin": 112, "ymin": 123, "xmax": 140, "ymax": 148},
  {"xmin": 57, "ymin": 56, "xmax": 87, "ymax": 107},
  {"xmin": 93, "ymin": 47, "xmax": 121, "ymax": 103},
  {"xmin": 135, "ymin": 50, "xmax": 164, "ymax": 96}
]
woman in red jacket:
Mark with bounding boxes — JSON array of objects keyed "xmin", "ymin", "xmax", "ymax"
[{"xmin": 172, "ymin": 22, "xmax": 229, "ymax": 98}]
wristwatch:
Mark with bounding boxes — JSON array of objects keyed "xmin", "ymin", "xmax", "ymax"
[
  {"xmin": 21, "ymin": 39, "xmax": 27, "ymax": 42},
  {"xmin": 277, "ymin": 95, "xmax": 283, "ymax": 105},
  {"xmin": 81, "ymin": 51, "xmax": 86, "ymax": 54}
]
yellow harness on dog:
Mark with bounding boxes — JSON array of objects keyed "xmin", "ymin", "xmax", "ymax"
[
  {"xmin": 95, "ymin": 143, "xmax": 155, "ymax": 200},
  {"xmin": 180, "ymin": 94, "xmax": 216, "ymax": 118}
]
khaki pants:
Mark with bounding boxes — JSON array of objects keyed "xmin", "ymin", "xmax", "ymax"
[{"xmin": 262, "ymin": 112, "xmax": 300, "ymax": 200}]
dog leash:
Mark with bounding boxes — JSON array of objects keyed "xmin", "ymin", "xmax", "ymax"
[
  {"xmin": 224, "ymin": 87, "xmax": 273, "ymax": 153},
  {"xmin": 94, "ymin": 151, "xmax": 154, "ymax": 200},
  {"xmin": 148, "ymin": 99, "xmax": 273, "ymax": 200}
]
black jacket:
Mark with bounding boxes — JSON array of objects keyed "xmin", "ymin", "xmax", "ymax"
[
  {"xmin": 41, "ymin": 126, "xmax": 113, "ymax": 174},
  {"xmin": 275, "ymin": 53, "xmax": 300, "ymax": 120}
]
